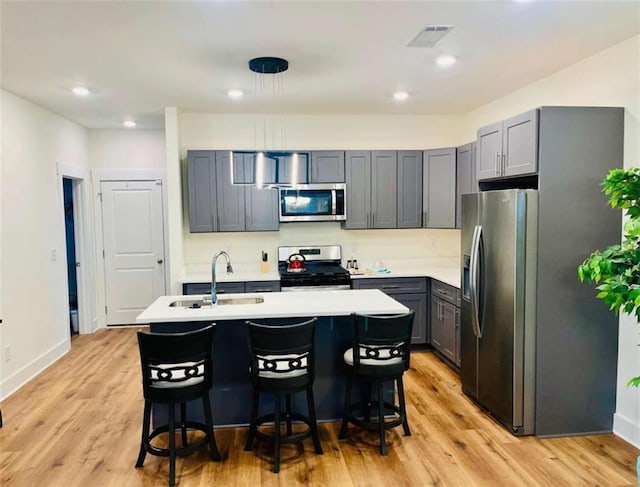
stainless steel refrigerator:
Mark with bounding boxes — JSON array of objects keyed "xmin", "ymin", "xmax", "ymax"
[{"xmin": 461, "ymin": 189, "xmax": 537, "ymax": 436}]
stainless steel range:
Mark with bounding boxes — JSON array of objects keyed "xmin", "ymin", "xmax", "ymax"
[{"xmin": 278, "ymin": 245, "xmax": 351, "ymax": 292}]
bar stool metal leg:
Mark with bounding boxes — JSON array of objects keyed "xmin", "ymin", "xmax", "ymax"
[
  {"xmin": 285, "ymin": 394, "xmax": 293, "ymax": 436},
  {"xmin": 180, "ymin": 403, "xmax": 188, "ymax": 447},
  {"xmin": 168, "ymin": 405, "xmax": 177, "ymax": 487},
  {"xmin": 136, "ymin": 401, "xmax": 152, "ymax": 468},
  {"xmin": 307, "ymin": 388, "xmax": 323, "ymax": 454},
  {"xmin": 338, "ymin": 374, "xmax": 353, "ymax": 439},
  {"xmin": 273, "ymin": 394, "xmax": 282, "ymax": 473},
  {"xmin": 377, "ymin": 381, "xmax": 387, "ymax": 456},
  {"xmin": 397, "ymin": 377, "xmax": 411, "ymax": 436},
  {"xmin": 202, "ymin": 394, "xmax": 222, "ymax": 461}
]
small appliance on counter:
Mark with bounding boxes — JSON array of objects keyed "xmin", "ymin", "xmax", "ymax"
[{"xmin": 278, "ymin": 245, "xmax": 351, "ymax": 291}]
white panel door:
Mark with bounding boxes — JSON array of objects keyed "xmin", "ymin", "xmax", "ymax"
[{"xmin": 101, "ymin": 180, "xmax": 166, "ymax": 325}]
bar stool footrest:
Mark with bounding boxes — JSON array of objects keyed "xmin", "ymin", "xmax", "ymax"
[
  {"xmin": 254, "ymin": 412, "xmax": 314, "ymax": 445},
  {"xmin": 345, "ymin": 401, "xmax": 404, "ymax": 430},
  {"xmin": 144, "ymin": 421, "xmax": 211, "ymax": 458}
]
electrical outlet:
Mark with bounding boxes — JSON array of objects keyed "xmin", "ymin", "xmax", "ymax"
[
  {"xmin": 50, "ymin": 248, "xmax": 57, "ymax": 262},
  {"xmin": 3, "ymin": 345, "xmax": 10, "ymax": 362}
]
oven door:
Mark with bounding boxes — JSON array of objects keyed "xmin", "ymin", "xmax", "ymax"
[{"xmin": 279, "ymin": 184, "xmax": 345, "ymax": 222}]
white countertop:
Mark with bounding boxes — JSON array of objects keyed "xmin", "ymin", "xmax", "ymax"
[
  {"xmin": 137, "ymin": 289, "xmax": 409, "ymax": 324},
  {"xmin": 181, "ymin": 258, "xmax": 461, "ymax": 288}
]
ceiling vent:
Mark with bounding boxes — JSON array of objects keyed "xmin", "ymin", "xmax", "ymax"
[{"xmin": 407, "ymin": 25, "xmax": 455, "ymax": 48}]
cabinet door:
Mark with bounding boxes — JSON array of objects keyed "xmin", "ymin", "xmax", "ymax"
[
  {"xmin": 455, "ymin": 306, "xmax": 461, "ymax": 367},
  {"xmin": 245, "ymin": 280, "xmax": 280, "ymax": 293},
  {"xmin": 456, "ymin": 142, "xmax": 476, "ymax": 229},
  {"xmin": 430, "ymin": 296, "xmax": 445, "ymax": 352},
  {"xmin": 371, "ymin": 151, "xmax": 397, "ymax": 229},
  {"xmin": 503, "ymin": 109, "xmax": 538, "ymax": 177},
  {"xmin": 310, "ymin": 151, "xmax": 345, "ymax": 183},
  {"xmin": 397, "ymin": 151, "xmax": 423, "ymax": 229},
  {"xmin": 187, "ymin": 150, "xmax": 217, "ymax": 232},
  {"xmin": 393, "ymin": 293, "xmax": 428, "ymax": 344},
  {"xmin": 344, "ymin": 151, "xmax": 371, "ymax": 229},
  {"xmin": 245, "ymin": 156, "xmax": 279, "ymax": 231},
  {"xmin": 477, "ymin": 121, "xmax": 503, "ymax": 181},
  {"xmin": 423, "ymin": 148, "xmax": 456, "ymax": 229},
  {"xmin": 441, "ymin": 300, "xmax": 457, "ymax": 363},
  {"xmin": 276, "ymin": 152, "xmax": 309, "ymax": 185},
  {"xmin": 215, "ymin": 151, "xmax": 246, "ymax": 232}
]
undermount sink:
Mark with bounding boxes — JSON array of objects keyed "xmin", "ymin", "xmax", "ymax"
[{"xmin": 169, "ymin": 296, "xmax": 264, "ymax": 308}]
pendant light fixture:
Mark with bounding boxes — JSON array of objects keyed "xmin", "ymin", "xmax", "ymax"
[{"xmin": 230, "ymin": 56, "xmax": 309, "ymax": 188}]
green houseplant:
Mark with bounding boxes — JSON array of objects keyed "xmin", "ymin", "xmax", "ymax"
[{"xmin": 578, "ymin": 167, "xmax": 640, "ymax": 386}]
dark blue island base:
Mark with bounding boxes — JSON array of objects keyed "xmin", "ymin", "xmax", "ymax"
[{"xmin": 150, "ymin": 315, "xmax": 366, "ymax": 427}]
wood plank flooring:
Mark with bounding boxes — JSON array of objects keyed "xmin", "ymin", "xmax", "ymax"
[{"xmin": 1, "ymin": 328, "xmax": 638, "ymax": 486}]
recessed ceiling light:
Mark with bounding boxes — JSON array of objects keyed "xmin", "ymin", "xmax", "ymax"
[
  {"xmin": 123, "ymin": 120, "xmax": 136, "ymax": 128},
  {"xmin": 72, "ymin": 86, "xmax": 90, "ymax": 96},
  {"xmin": 393, "ymin": 91, "xmax": 409, "ymax": 101},
  {"xmin": 436, "ymin": 55, "xmax": 457, "ymax": 66},
  {"xmin": 228, "ymin": 89, "xmax": 243, "ymax": 99}
]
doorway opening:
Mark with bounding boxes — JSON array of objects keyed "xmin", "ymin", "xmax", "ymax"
[{"xmin": 63, "ymin": 178, "xmax": 79, "ymax": 336}]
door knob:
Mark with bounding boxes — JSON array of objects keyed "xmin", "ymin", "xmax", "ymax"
[{"xmin": 157, "ymin": 259, "xmax": 163, "ymax": 264}]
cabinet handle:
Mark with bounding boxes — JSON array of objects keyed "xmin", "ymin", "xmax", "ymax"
[
  {"xmin": 372, "ymin": 213, "xmax": 375, "ymax": 228},
  {"xmin": 495, "ymin": 152, "xmax": 500, "ymax": 175},
  {"xmin": 252, "ymin": 289, "xmax": 272, "ymax": 293},
  {"xmin": 382, "ymin": 285, "xmax": 400, "ymax": 290},
  {"xmin": 501, "ymin": 153, "xmax": 506, "ymax": 175}
]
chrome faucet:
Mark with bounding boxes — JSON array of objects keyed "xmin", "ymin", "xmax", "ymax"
[{"xmin": 211, "ymin": 250, "xmax": 233, "ymax": 305}]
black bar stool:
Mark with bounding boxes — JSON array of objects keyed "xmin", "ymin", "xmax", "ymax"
[
  {"xmin": 244, "ymin": 318, "xmax": 323, "ymax": 473},
  {"xmin": 135, "ymin": 325, "xmax": 222, "ymax": 487},
  {"xmin": 338, "ymin": 311, "xmax": 415, "ymax": 455}
]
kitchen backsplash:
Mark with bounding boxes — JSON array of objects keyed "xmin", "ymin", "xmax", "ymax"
[{"xmin": 183, "ymin": 223, "xmax": 461, "ymax": 270}]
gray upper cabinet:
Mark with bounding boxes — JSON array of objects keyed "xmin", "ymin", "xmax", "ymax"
[
  {"xmin": 477, "ymin": 109, "xmax": 539, "ymax": 181},
  {"xmin": 423, "ymin": 148, "xmax": 456, "ymax": 229},
  {"xmin": 187, "ymin": 151, "xmax": 217, "ymax": 232},
  {"xmin": 215, "ymin": 151, "xmax": 246, "ymax": 232},
  {"xmin": 371, "ymin": 151, "xmax": 397, "ymax": 228},
  {"xmin": 397, "ymin": 151, "xmax": 423, "ymax": 229},
  {"xmin": 187, "ymin": 150, "xmax": 279, "ymax": 233},
  {"xmin": 310, "ymin": 151, "xmax": 345, "ymax": 183},
  {"xmin": 456, "ymin": 142, "xmax": 477, "ymax": 229},
  {"xmin": 344, "ymin": 151, "xmax": 371, "ymax": 229}
]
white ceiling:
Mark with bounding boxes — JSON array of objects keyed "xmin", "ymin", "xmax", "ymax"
[{"xmin": 2, "ymin": 1, "xmax": 639, "ymax": 130}]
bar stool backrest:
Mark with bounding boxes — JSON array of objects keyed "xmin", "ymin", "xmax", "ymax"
[
  {"xmin": 351, "ymin": 312, "xmax": 415, "ymax": 374},
  {"xmin": 246, "ymin": 318, "xmax": 317, "ymax": 390},
  {"xmin": 137, "ymin": 325, "xmax": 215, "ymax": 403}
]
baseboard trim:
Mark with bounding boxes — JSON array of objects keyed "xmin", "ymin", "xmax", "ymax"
[
  {"xmin": 613, "ymin": 412, "xmax": 640, "ymax": 449},
  {"xmin": 0, "ymin": 339, "xmax": 69, "ymax": 400}
]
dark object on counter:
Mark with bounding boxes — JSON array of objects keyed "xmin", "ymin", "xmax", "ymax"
[
  {"xmin": 136, "ymin": 326, "xmax": 221, "ymax": 486},
  {"xmin": 244, "ymin": 318, "xmax": 323, "ymax": 473},
  {"xmin": 338, "ymin": 311, "xmax": 415, "ymax": 455}
]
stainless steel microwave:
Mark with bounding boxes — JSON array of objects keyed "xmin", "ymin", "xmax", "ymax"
[{"xmin": 278, "ymin": 183, "xmax": 346, "ymax": 222}]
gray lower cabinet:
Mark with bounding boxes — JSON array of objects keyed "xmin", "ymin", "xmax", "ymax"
[
  {"xmin": 351, "ymin": 277, "xmax": 428, "ymax": 344},
  {"xmin": 430, "ymin": 279, "xmax": 461, "ymax": 367},
  {"xmin": 187, "ymin": 150, "xmax": 279, "ymax": 233},
  {"xmin": 310, "ymin": 151, "xmax": 345, "ymax": 183},
  {"xmin": 183, "ymin": 280, "xmax": 280, "ymax": 295},
  {"xmin": 244, "ymin": 280, "xmax": 281, "ymax": 293},
  {"xmin": 397, "ymin": 151, "xmax": 423, "ymax": 228},
  {"xmin": 423, "ymin": 148, "xmax": 456, "ymax": 229},
  {"xmin": 477, "ymin": 109, "xmax": 538, "ymax": 181},
  {"xmin": 183, "ymin": 281, "xmax": 246, "ymax": 295},
  {"xmin": 456, "ymin": 142, "xmax": 477, "ymax": 229}
]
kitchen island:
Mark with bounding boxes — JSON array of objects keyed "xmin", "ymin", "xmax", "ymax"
[{"xmin": 136, "ymin": 289, "xmax": 408, "ymax": 426}]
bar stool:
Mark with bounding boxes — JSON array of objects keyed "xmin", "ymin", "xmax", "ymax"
[
  {"xmin": 338, "ymin": 311, "xmax": 415, "ymax": 455},
  {"xmin": 244, "ymin": 318, "xmax": 323, "ymax": 473},
  {"xmin": 135, "ymin": 325, "xmax": 221, "ymax": 487}
]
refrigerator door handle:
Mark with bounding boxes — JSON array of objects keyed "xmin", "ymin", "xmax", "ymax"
[{"xmin": 470, "ymin": 225, "xmax": 482, "ymax": 338}]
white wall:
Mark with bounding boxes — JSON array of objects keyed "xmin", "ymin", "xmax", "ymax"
[
  {"xmin": 1, "ymin": 89, "xmax": 89, "ymax": 399},
  {"xmin": 465, "ymin": 35, "xmax": 640, "ymax": 447},
  {"xmin": 88, "ymin": 129, "xmax": 166, "ymax": 170}
]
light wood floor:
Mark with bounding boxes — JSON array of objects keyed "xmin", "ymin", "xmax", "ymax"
[{"xmin": 1, "ymin": 328, "xmax": 638, "ymax": 486}]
